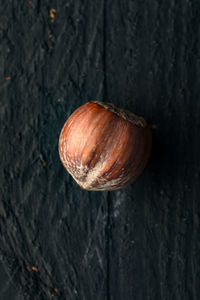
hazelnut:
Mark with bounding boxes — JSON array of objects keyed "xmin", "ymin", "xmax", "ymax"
[{"xmin": 59, "ymin": 101, "xmax": 152, "ymax": 191}]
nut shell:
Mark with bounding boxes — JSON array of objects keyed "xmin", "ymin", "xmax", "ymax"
[{"xmin": 59, "ymin": 101, "xmax": 152, "ymax": 191}]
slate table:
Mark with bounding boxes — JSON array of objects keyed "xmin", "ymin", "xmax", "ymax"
[{"xmin": 1, "ymin": 0, "xmax": 200, "ymax": 299}]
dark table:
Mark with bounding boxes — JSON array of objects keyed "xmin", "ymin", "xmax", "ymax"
[{"xmin": 1, "ymin": 0, "xmax": 200, "ymax": 299}]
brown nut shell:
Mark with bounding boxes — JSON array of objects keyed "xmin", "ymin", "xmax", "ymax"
[{"xmin": 59, "ymin": 101, "xmax": 152, "ymax": 191}]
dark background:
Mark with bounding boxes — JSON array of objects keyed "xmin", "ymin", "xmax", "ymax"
[{"xmin": 1, "ymin": 0, "xmax": 200, "ymax": 299}]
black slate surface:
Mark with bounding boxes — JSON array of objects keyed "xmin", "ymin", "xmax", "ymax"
[{"xmin": 1, "ymin": 0, "xmax": 200, "ymax": 299}]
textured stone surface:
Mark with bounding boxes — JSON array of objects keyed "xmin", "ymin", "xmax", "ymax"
[{"xmin": 1, "ymin": 0, "xmax": 200, "ymax": 299}]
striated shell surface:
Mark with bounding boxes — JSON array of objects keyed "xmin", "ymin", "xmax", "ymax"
[{"xmin": 59, "ymin": 101, "xmax": 152, "ymax": 191}]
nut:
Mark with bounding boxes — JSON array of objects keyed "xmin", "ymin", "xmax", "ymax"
[{"xmin": 59, "ymin": 101, "xmax": 152, "ymax": 191}]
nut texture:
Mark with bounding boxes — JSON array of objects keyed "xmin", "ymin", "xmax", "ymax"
[{"xmin": 59, "ymin": 101, "xmax": 152, "ymax": 191}]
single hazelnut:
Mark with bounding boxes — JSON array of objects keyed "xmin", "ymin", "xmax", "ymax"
[{"xmin": 59, "ymin": 101, "xmax": 152, "ymax": 191}]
